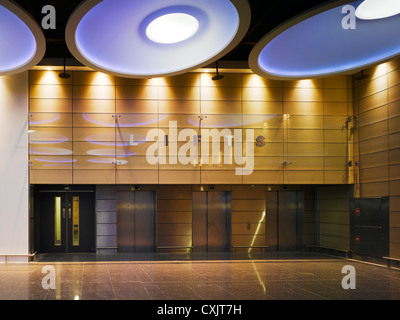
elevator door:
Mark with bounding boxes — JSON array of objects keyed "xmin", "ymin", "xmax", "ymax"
[
  {"xmin": 266, "ymin": 191, "xmax": 303, "ymax": 251},
  {"xmin": 193, "ymin": 192, "xmax": 231, "ymax": 252},
  {"xmin": 117, "ymin": 191, "xmax": 155, "ymax": 252},
  {"xmin": 38, "ymin": 191, "xmax": 95, "ymax": 253}
]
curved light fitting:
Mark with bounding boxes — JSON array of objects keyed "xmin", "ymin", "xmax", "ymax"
[
  {"xmin": 249, "ymin": 0, "xmax": 400, "ymax": 80},
  {"xmin": 356, "ymin": 0, "xmax": 400, "ymax": 20},
  {"xmin": 66, "ymin": 0, "xmax": 251, "ymax": 79},
  {"xmin": 0, "ymin": 0, "xmax": 45, "ymax": 76}
]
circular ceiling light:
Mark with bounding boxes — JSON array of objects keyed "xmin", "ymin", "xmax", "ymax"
[
  {"xmin": 356, "ymin": 0, "xmax": 400, "ymax": 20},
  {"xmin": 249, "ymin": 0, "xmax": 400, "ymax": 80},
  {"xmin": 146, "ymin": 13, "xmax": 199, "ymax": 44},
  {"xmin": 66, "ymin": 0, "xmax": 250, "ymax": 78},
  {"xmin": 0, "ymin": 0, "xmax": 45, "ymax": 76}
]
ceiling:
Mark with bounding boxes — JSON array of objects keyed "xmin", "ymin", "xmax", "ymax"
[{"xmin": 14, "ymin": 0, "xmax": 331, "ymax": 68}]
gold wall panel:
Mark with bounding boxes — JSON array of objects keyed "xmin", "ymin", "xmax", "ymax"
[
  {"xmin": 242, "ymin": 101, "xmax": 282, "ymax": 115},
  {"xmin": 116, "ymin": 85, "xmax": 157, "ymax": 100},
  {"xmin": 73, "ymin": 85, "xmax": 116, "ymax": 100},
  {"xmin": 162, "ymin": 73, "xmax": 200, "ymax": 87},
  {"xmin": 324, "ymin": 76, "xmax": 349, "ymax": 89},
  {"xmin": 359, "ymin": 121, "xmax": 388, "ymax": 141},
  {"xmin": 283, "ymin": 88, "xmax": 323, "ymax": 102},
  {"xmin": 30, "ymin": 99, "xmax": 72, "ymax": 113},
  {"xmin": 324, "ymin": 102, "xmax": 349, "ymax": 116},
  {"xmin": 160, "ymin": 85, "xmax": 200, "ymax": 100},
  {"xmin": 353, "ymin": 60, "xmax": 400, "ymax": 258},
  {"xmin": 389, "ymin": 83, "xmax": 400, "ymax": 103},
  {"xmin": 116, "ymin": 100, "xmax": 158, "ymax": 114},
  {"xmin": 29, "ymin": 70, "xmax": 353, "ymax": 186},
  {"xmin": 323, "ymin": 89, "xmax": 349, "ymax": 103},
  {"xmin": 73, "ymin": 169, "xmax": 115, "ymax": 184},
  {"xmin": 202, "ymin": 86, "xmax": 241, "ymax": 101},
  {"xmin": 243, "ymin": 171, "xmax": 284, "ymax": 184},
  {"xmin": 30, "ymin": 84, "xmax": 71, "ymax": 99},
  {"xmin": 30, "ymin": 70, "xmax": 72, "ymax": 85},
  {"xmin": 358, "ymin": 90, "xmax": 387, "ymax": 113},
  {"xmin": 283, "ymin": 102, "xmax": 323, "ymax": 115},
  {"xmin": 284, "ymin": 171, "xmax": 324, "ymax": 184},
  {"xmin": 242, "ymin": 87, "xmax": 282, "ymax": 101},
  {"xmin": 324, "ymin": 171, "xmax": 348, "ymax": 184},
  {"xmin": 116, "ymin": 170, "xmax": 158, "ymax": 184},
  {"xmin": 73, "ymin": 72, "xmax": 115, "ymax": 86},
  {"xmin": 241, "ymin": 74, "xmax": 282, "ymax": 88},
  {"xmin": 74, "ymin": 99, "xmax": 115, "ymax": 113},
  {"xmin": 201, "ymin": 100, "xmax": 242, "ymax": 114},
  {"xmin": 159, "ymin": 100, "xmax": 200, "ymax": 114},
  {"xmin": 30, "ymin": 169, "xmax": 72, "ymax": 184},
  {"xmin": 389, "ymin": 132, "xmax": 400, "ymax": 150}
]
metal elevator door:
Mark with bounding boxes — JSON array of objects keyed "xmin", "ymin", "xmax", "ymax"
[
  {"xmin": 192, "ymin": 191, "xmax": 231, "ymax": 252},
  {"xmin": 117, "ymin": 191, "xmax": 156, "ymax": 252},
  {"xmin": 266, "ymin": 191, "xmax": 303, "ymax": 251}
]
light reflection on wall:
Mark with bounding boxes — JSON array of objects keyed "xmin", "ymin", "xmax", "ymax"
[
  {"xmin": 34, "ymin": 158, "xmax": 76, "ymax": 163},
  {"xmin": 29, "ymin": 113, "xmax": 60, "ymax": 125},
  {"xmin": 29, "ymin": 147, "xmax": 73, "ymax": 155},
  {"xmin": 30, "ymin": 132, "xmax": 68, "ymax": 144},
  {"xmin": 248, "ymin": 211, "xmax": 266, "ymax": 253},
  {"xmin": 86, "ymin": 148, "xmax": 136, "ymax": 157},
  {"xmin": 82, "ymin": 113, "xmax": 167, "ymax": 127},
  {"xmin": 85, "ymin": 132, "xmax": 147, "ymax": 146}
]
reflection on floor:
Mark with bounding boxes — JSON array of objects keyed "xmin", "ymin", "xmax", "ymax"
[
  {"xmin": 0, "ymin": 252, "xmax": 399, "ymax": 300},
  {"xmin": 35, "ymin": 251, "xmax": 336, "ymax": 262}
]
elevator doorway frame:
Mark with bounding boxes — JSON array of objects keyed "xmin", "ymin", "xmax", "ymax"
[
  {"xmin": 266, "ymin": 190, "xmax": 304, "ymax": 251},
  {"xmin": 192, "ymin": 191, "xmax": 232, "ymax": 252},
  {"xmin": 117, "ymin": 191, "xmax": 156, "ymax": 252}
]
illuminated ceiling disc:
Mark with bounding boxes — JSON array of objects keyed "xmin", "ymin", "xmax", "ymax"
[
  {"xmin": 356, "ymin": 0, "xmax": 400, "ymax": 20},
  {"xmin": 249, "ymin": 0, "xmax": 400, "ymax": 80},
  {"xmin": 146, "ymin": 13, "xmax": 199, "ymax": 44},
  {"xmin": 66, "ymin": 0, "xmax": 250, "ymax": 78},
  {"xmin": 0, "ymin": 0, "xmax": 45, "ymax": 76}
]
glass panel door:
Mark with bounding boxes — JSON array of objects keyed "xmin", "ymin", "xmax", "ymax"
[
  {"xmin": 72, "ymin": 196, "xmax": 80, "ymax": 246},
  {"xmin": 38, "ymin": 190, "xmax": 95, "ymax": 253},
  {"xmin": 54, "ymin": 196, "xmax": 62, "ymax": 246}
]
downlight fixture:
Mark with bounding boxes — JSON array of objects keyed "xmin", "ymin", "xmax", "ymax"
[
  {"xmin": 146, "ymin": 13, "xmax": 199, "ymax": 44},
  {"xmin": 356, "ymin": 0, "xmax": 400, "ymax": 20},
  {"xmin": 66, "ymin": 0, "xmax": 251, "ymax": 78}
]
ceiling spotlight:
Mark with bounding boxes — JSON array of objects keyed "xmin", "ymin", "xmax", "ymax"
[
  {"xmin": 354, "ymin": 70, "xmax": 370, "ymax": 81},
  {"xmin": 212, "ymin": 61, "xmax": 224, "ymax": 81},
  {"xmin": 59, "ymin": 58, "xmax": 70, "ymax": 79},
  {"xmin": 146, "ymin": 13, "xmax": 199, "ymax": 44},
  {"xmin": 356, "ymin": 0, "xmax": 400, "ymax": 20}
]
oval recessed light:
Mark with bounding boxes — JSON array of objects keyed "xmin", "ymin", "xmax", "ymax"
[
  {"xmin": 356, "ymin": 0, "xmax": 400, "ymax": 20},
  {"xmin": 0, "ymin": 0, "xmax": 45, "ymax": 76},
  {"xmin": 66, "ymin": 0, "xmax": 250, "ymax": 78},
  {"xmin": 249, "ymin": 0, "xmax": 400, "ymax": 80},
  {"xmin": 146, "ymin": 13, "xmax": 199, "ymax": 44}
]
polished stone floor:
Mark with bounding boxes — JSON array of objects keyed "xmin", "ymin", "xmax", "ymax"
[{"xmin": 0, "ymin": 252, "xmax": 399, "ymax": 300}]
